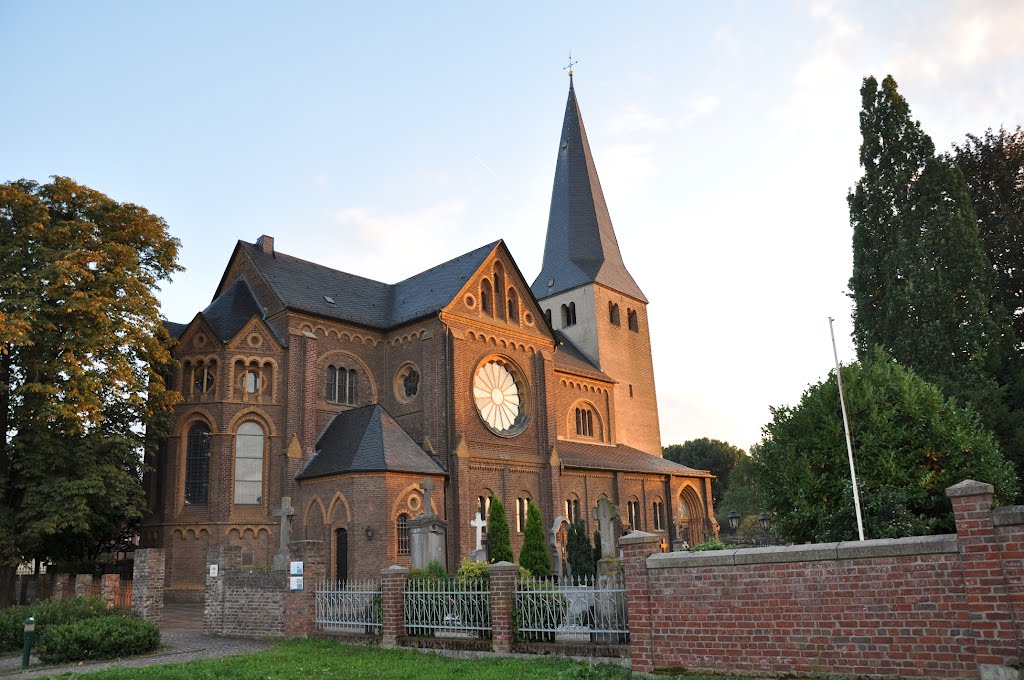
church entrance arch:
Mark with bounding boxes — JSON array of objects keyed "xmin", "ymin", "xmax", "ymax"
[
  {"xmin": 335, "ymin": 528, "xmax": 348, "ymax": 580},
  {"xmin": 677, "ymin": 486, "xmax": 706, "ymax": 546}
]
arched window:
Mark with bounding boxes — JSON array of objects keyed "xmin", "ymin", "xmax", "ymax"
[
  {"xmin": 481, "ymin": 278, "xmax": 493, "ymax": 316},
  {"xmin": 493, "ymin": 264, "xmax": 505, "ymax": 320},
  {"xmin": 191, "ymin": 361, "xmax": 216, "ymax": 397},
  {"xmin": 627, "ymin": 498, "xmax": 641, "ymax": 530},
  {"xmin": 397, "ymin": 513, "xmax": 410, "ymax": 556},
  {"xmin": 561, "ymin": 302, "xmax": 577, "ymax": 327},
  {"xmin": 627, "ymin": 309, "xmax": 639, "ymax": 332},
  {"xmin": 234, "ymin": 422, "xmax": 264, "ymax": 506},
  {"xmin": 326, "ymin": 365, "xmax": 357, "ymax": 405},
  {"xmin": 516, "ymin": 496, "xmax": 531, "ymax": 533},
  {"xmin": 575, "ymin": 407, "xmax": 594, "ymax": 437},
  {"xmin": 507, "ymin": 288, "xmax": 519, "ymax": 324},
  {"xmin": 478, "ymin": 493, "xmax": 493, "ymax": 520},
  {"xmin": 184, "ymin": 422, "xmax": 211, "ymax": 506},
  {"xmin": 565, "ymin": 497, "xmax": 581, "ymax": 523},
  {"xmin": 609, "ymin": 302, "xmax": 620, "ymax": 326},
  {"xmin": 544, "ymin": 309, "xmax": 552, "ymax": 327},
  {"xmin": 652, "ymin": 499, "xmax": 665, "ymax": 531}
]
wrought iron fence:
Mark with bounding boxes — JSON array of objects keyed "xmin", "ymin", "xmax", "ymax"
[
  {"xmin": 515, "ymin": 574, "xmax": 629, "ymax": 643},
  {"xmin": 315, "ymin": 579, "xmax": 382, "ymax": 634},
  {"xmin": 404, "ymin": 578, "xmax": 491, "ymax": 638}
]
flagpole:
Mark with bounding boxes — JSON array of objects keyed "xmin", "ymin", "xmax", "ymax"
[{"xmin": 829, "ymin": 317, "xmax": 865, "ymax": 541}]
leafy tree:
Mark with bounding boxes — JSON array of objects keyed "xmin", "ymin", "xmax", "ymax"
[
  {"xmin": 752, "ymin": 348, "xmax": 1016, "ymax": 543},
  {"xmin": 949, "ymin": 127, "xmax": 1024, "ymax": 343},
  {"xmin": 592, "ymin": 529, "xmax": 602, "ymax": 566},
  {"xmin": 0, "ymin": 178, "xmax": 180, "ymax": 606},
  {"xmin": 664, "ymin": 438, "xmax": 745, "ymax": 508},
  {"xmin": 486, "ymin": 497, "xmax": 513, "ymax": 563},
  {"xmin": 518, "ymin": 501, "xmax": 550, "ymax": 577},
  {"xmin": 566, "ymin": 520, "xmax": 595, "ymax": 577},
  {"xmin": 716, "ymin": 453, "xmax": 761, "ymax": 527},
  {"xmin": 848, "ymin": 75, "xmax": 1020, "ymax": 485}
]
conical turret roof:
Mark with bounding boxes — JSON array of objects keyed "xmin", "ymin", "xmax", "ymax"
[{"xmin": 531, "ymin": 78, "xmax": 647, "ymax": 303}]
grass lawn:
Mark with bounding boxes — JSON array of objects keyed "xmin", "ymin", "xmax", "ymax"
[{"xmin": 47, "ymin": 638, "xmax": 710, "ymax": 679}]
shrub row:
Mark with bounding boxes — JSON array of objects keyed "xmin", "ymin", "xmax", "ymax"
[
  {"xmin": 37, "ymin": 615, "xmax": 160, "ymax": 663},
  {"xmin": 0, "ymin": 597, "xmax": 110, "ymax": 652}
]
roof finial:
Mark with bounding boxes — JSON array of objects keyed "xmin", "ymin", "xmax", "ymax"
[{"xmin": 563, "ymin": 50, "xmax": 578, "ymax": 78}]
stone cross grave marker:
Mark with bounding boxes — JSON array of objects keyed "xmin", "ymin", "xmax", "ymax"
[
  {"xmin": 272, "ymin": 497, "xmax": 295, "ymax": 569},
  {"xmin": 471, "ymin": 512, "xmax": 487, "ymax": 551},
  {"xmin": 420, "ymin": 478, "xmax": 435, "ymax": 517},
  {"xmin": 592, "ymin": 498, "xmax": 620, "ymax": 560}
]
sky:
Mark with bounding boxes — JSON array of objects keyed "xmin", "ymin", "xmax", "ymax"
[{"xmin": 2, "ymin": 1, "xmax": 1023, "ymax": 452}]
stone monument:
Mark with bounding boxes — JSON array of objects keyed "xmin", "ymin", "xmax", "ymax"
[
  {"xmin": 408, "ymin": 478, "xmax": 448, "ymax": 569},
  {"xmin": 469, "ymin": 512, "xmax": 488, "ymax": 563},
  {"xmin": 549, "ymin": 516, "xmax": 570, "ymax": 577},
  {"xmin": 592, "ymin": 497, "xmax": 621, "ymax": 576},
  {"xmin": 272, "ymin": 497, "xmax": 295, "ymax": 570}
]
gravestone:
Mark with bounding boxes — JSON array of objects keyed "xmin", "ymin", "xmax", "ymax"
[
  {"xmin": 272, "ymin": 497, "xmax": 295, "ymax": 570},
  {"xmin": 409, "ymin": 478, "xmax": 447, "ymax": 569},
  {"xmin": 591, "ymin": 498, "xmax": 625, "ymax": 643},
  {"xmin": 549, "ymin": 516, "xmax": 570, "ymax": 577},
  {"xmin": 469, "ymin": 512, "xmax": 488, "ymax": 563},
  {"xmin": 592, "ymin": 498, "xmax": 620, "ymax": 560}
]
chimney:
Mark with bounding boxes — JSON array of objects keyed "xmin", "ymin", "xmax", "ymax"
[{"xmin": 256, "ymin": 234, "xmax": 274, "ymax": 255}]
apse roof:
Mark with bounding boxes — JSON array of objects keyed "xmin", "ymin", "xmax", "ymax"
[{"xmin": 557, "ymin": 440, "xmax": 709, "ymax": 476}]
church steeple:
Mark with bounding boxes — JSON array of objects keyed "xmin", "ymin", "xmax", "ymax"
[{"xmin": 531, "ymin": 78, "xmax": 647, "ymax": 303}]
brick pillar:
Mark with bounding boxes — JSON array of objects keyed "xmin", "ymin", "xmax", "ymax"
[
  {"xmin": 380, "ymin": 565, "xmax": 408, "ymax": 648},
  {"xmin": 204, "ymin": 545, "xmax": 241, "ymax": 634},
  {"xmin": 620, "ymin": 530, "xmax": 662, "ymax": 674},
  {"xmin": 74, "ymin": 574, "xmax": 92, "ymax": 598},
  {"xmin": 947, "ymin": 480, "xmax": 1021, "ymax": 679},
  {"xmin": 488, "ymin": 561, "xmax": 518, "ymax": 653},
  {"xmin": 284, "ymin": 540, "xmax": 325, "ymax": 638},
  {"xmin": 101, "ymin": 573, "xmax": 120, "ymax": 609},
  {"xmin": 132, "ymin": 548, "xmax": 165, "ymax": 625}
]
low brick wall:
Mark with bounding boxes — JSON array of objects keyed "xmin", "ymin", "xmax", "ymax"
[
  {"xmin": 218, "ymin": 571, "xmax": 286, "ymax": 638},
  {"xmin": 622, "ymin": 480, "xmax": 1024, "ymax": 679}
]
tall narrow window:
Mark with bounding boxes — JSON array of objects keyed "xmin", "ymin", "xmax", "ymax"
[
  {"xmin": 627, "ymin": 500, "xmax": 640, "ymax": 530},
  {"xmin": 544, "ymin": 309, "xmax": 552, "ymax": 327},
  {"xmin": 627, "ymin": 309, "xmax": 639, "ymax": 332},
  {"xmin": 561, "ymin": 303, "xmax": 577, "ymax": 327},
  {"xmin": 481, "ymin": 279, "xmax": 493, "ymax": 316},
  {"xmin": 347, "ymin": 368, "xmax": 357, "ymax": 404},
  {"xmin": 478, "ymin": 494, "xmax": 493, "ymax": 520},
  {"xmin": 575, "ymin": 408, "xmax": 594, "ymax": 437},
  {"xmin": 565, "ymin": 498, "xmax": 580, "ymax": 523},
  {"xmin": 652, "ymin": 501, "xmax": 665, "ymax": 531},
  {"xmin": 609, "ymin": 302, "xmax": 620, "ymax": 326},
  {"xmin": 516, "ymin": 498, "xmax": 529, "ymax": 533},
  {"xmin": 234, "ymin": 422, "xmax": 264, "ymax": 506},
  {"xmin": 493, "ymin": 264, "xmax": 505, "ymax": 320},
  {"xmin": 507, "ymin": 288, "xmax": 519, "ymax": 324},
  {"xmin": 397, "ymin": 513, "xmax": 410, "ymax": 556},
  {"xmin": 184, "ymin": 423, "xmax": 211, "ymax": 506}
]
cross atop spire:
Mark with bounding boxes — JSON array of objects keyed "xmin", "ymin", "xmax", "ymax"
[{"xmin": 563, "ymin": 50, "xmax": 578, "ymax": 78}]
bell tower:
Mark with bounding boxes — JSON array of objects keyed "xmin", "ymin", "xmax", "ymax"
[{"xmin": 531, "ymin": 76, "xmax": 662, "ymax": 456}]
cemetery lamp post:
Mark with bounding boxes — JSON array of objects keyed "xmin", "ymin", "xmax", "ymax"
[
  {"xmin": 758, "ymin": 513, "xmax": 772, "ymax": 545},
  {"xmin": 727, "ymin": 510, "xmax": 740, "ymax": 536}
]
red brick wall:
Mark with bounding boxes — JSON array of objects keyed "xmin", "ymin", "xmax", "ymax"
[{"xmin": 621, "ymin": 480, "xmax": 1024, "ymax": 678}]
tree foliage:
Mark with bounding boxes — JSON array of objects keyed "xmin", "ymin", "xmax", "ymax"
[
  {"xmin": 752, "ymin": 349, "xmax": 1016, "ymax": 543},
  {"xmin": 518, "ymin": 501, "xmax": 550, "ymax": 577},
  {"xmin": 663, "ymin": 438, "xmax": 745, "ymax": 509},
  {"xmin": 848, "ymin": 75, "xmax": 1022, "ymax": 485},
  {"xmin": 0, "ymin": 178, "xmax": 180, "ymax": 594},
  {"xmin": 486, "ymin": 497, "xmax": 513, "ymax": 563},
  {"xmin": 716, "ymin": 453, "xmax": 761, "ymax": 527},
  {"xmin": 566, "ymin": 520, "xmax": 595, "ymax": 577}
]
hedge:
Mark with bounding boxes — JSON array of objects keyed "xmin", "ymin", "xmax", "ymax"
[
  {"xmin": 37, "ymin": 615, "xmax": 160, "ymax": 663},
  {"xmin": 0, "ymin": 597, "xmax": 111, "ymax": 652}
]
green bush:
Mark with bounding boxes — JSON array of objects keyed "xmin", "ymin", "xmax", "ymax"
[
  {"xmin": 689, "ymin": 537, "xmax": 729, "ymax": 551},
  {"xmin": 37, "ymin": 614, "xmax": 160, "ymax": 663},
  {"xmin": 0, "ymin": 597, "xmax": 112, "ymax": 652},
  {"xmin": 519, "ymin": 501, "xmax": 551, "ymax": 577},
  {"xmin": 407, "ymin": 560, "xmax": 447, "ymax": 582}
]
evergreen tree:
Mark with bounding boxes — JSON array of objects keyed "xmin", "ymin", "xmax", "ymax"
[
  {"xmin": 518, "ymin": 501, "xmax": 551, "ymax": 576},
  {"xmin": 566, "ymin": 521, "xmax": 595, "ymax": 577},
  {"xmin": 592, "ymin": 529, "xmax": 602, "ymax": 566},
  {"xmin": 486, "ymin": 497, "xmax": 513, "ymax": 563},
  {"xmin": 848, "ymin": 75, "xmax": 1020, "ymax": 487}
]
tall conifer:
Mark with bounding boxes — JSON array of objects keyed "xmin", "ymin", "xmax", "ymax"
[
  {"xmin": 486, "ymin": 497, "xmax": 513, "ymax": 563},
  {"xmin": 518, "ymin": 501, "xmax": 551, "ymax": 576}
]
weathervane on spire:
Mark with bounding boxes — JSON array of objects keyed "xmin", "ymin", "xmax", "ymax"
[{"xmin": 563, "ymin": 50, "xmax": 578, "ymax": 78}]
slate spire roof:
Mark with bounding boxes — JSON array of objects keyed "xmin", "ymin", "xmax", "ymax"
[{"xmin": 531, "ymin": 77, "xmax": 647, "ymax": 303}]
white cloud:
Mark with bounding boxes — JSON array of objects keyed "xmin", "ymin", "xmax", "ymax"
[{"xmin": 681, "ymin": 95, "xmax": 720, "ymax": 123}]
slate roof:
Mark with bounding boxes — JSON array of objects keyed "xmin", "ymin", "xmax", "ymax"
[
  {"xmin": 552, "ymin": 331, "xmax": 612, "ymax": 381},
  {"xmin": 200, "ymin": 279, "xmax": 267, "ymax": 343},
  {"xmin": 164, "ymin": 321, "xmax": 189, "ymax": 340},
  {"xmin": 235, "ymin": 240, "xmax": 499, "ymax": 330},
  {"xmin": 296, "ymin": 404, "xmax": 446, "ymax": 479},
  {"xmin": 531, "ymin": 78, "xmax": 647, "ymax": 304},
  {"xmin": 557, "ymin": 440, "xmax": 709, "ymax": 477}
]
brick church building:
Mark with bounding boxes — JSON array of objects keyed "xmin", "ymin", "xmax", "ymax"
[{"xmin": 144, "ymin": 77, "xmax": 717, "ymax": 601}]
